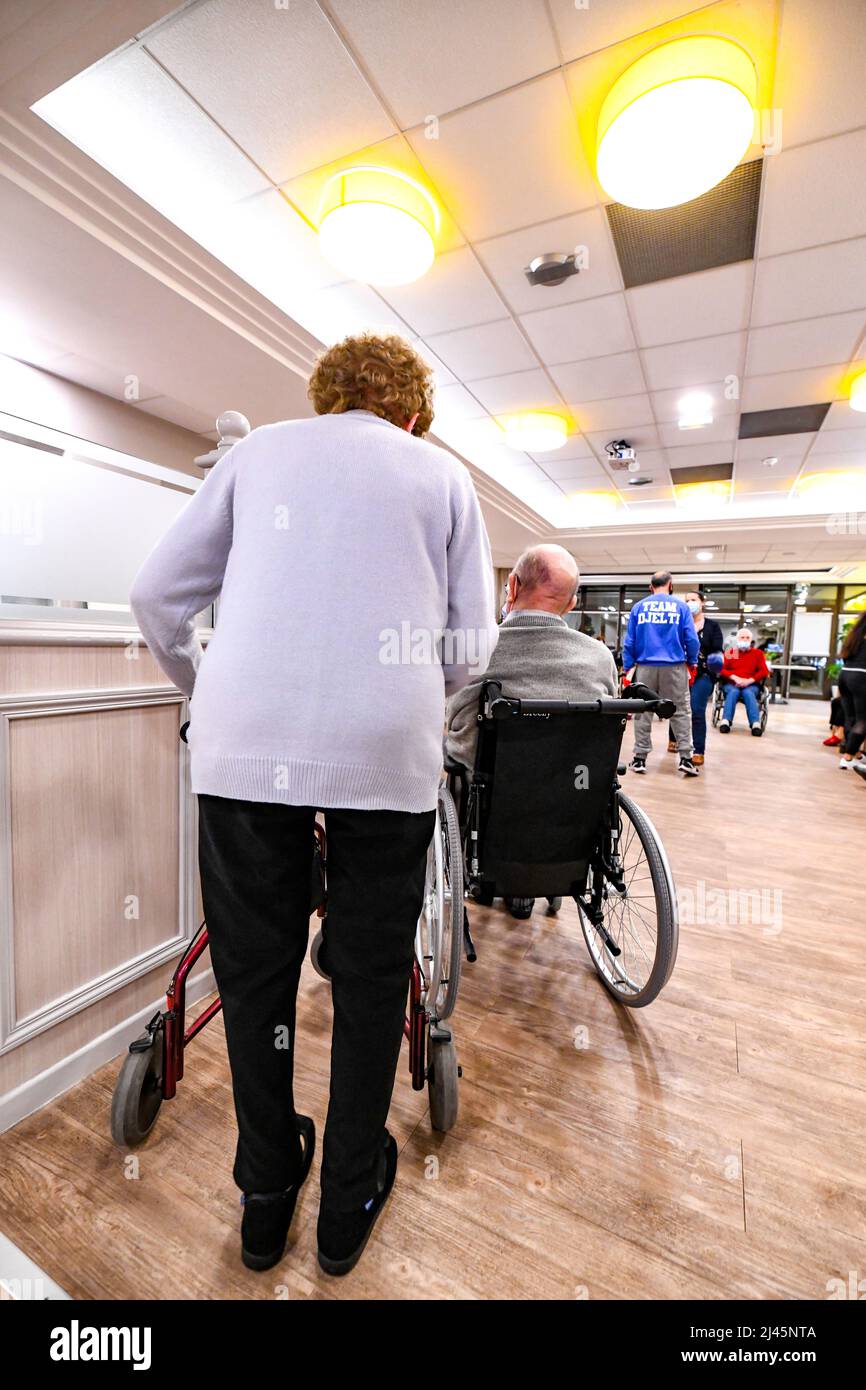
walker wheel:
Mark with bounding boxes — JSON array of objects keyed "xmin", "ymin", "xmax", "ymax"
[
  {"xmin": 110, "ymin": 1030, "xmax": 164, "ymax": 1146},
  {"xmin": 310, "ymin": 926, "xmax": 331, "ymax": 982},
  {"xmin": 428, "ymin": 1032, "xmax": 459, "ymax": 1132}
]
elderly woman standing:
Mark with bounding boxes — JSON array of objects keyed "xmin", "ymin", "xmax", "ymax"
[{"xmin": 131, "ymin": 334, "xmax": 497, "ymax": 1276}]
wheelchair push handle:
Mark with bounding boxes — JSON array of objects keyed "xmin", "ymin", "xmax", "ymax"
[{"xmin": 489, "ymin": 693, "xmax": 677, "ymax": 719}]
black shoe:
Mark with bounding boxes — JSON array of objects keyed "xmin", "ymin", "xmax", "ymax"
[
  {"xmin": 751, "ymin": 724, "xmax": 763, "ymax": 737},
  {"xmin": 678, "ymin": 757, "xmax": 700, "ymax": 777},
  {"xmin": 241, "ymin": 1115, "xmax": 315, "ymax": 1271},
  {"xmin": 505, "ymin": 896, "xmax": 534, "ymax": 920},
  {"xmin": 317, "ymin": 1131, "xmax": 398, "ymax": 1277},
  {"xmin": 630, "ymin": 756, "xmax": 647, "ymax": 773}
]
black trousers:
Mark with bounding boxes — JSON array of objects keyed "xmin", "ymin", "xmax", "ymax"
[
  {"xmin": 838, "ymin": 669, "xmax": 866, "ymax": 756},
  {"xmin": 197, "ymin": 795, "xmax": 435, "ymax": 1211}
]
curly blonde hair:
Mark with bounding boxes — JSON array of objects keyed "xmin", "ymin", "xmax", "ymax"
[{"xmin": 307, "ymin": 332, "xmax": 435, "ymax": 436}]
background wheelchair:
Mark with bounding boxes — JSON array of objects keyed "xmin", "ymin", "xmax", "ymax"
[
  {"xmin": 711, "ymin": 676, "xmax": 769, "ymax": 733},
  {"xmin": 111, "ymin": 782, "xmax": 464, "ymax": 1148},
  {"xmin": 448, "ymin": 681, "xmax": 679, "ymax": 1008}
]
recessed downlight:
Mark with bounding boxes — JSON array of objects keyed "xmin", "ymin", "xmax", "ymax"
[
  {"xmin": 677, "ymin": 391, "xmax": 714, "ymax": 430},
  {"xmin": 695, "ymin": 549, "xmax": 715, "ymax": 561}
]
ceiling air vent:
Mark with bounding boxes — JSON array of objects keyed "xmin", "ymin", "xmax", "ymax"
[{"xmin": 605, "ymin": 158, "xmax": 763, "ymax": 288}]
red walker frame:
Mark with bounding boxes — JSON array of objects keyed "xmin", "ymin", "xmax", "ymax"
[{"xmin": 158, "ymin": 822, "xmax": 428, "ymax": 1104}]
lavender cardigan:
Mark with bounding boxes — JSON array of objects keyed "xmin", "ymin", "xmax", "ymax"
[{"xmin": 130, "ymin": 410, "xmax": 497, "ymax": 813}]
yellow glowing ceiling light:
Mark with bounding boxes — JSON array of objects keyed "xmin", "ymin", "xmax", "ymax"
[
  {"xmin": 794, "ymin": 471, "xmax": 866, "ymax": 507},
  {"xmin": 501, "ymin": 412, "xmax": 569, "ymax": 452},
  {"xmin": 566, "ymin": 490, "xmax": 620, "ymax": 517},
  {"xmin": 317, "ymin": 166, "xmax": 440, "ymax": 286},
  {"xmin": 675, "ymin": 479, "xmax": 731, "ymax": 508},
  {"xmin": 850, "ymin": 370, "xmax": 866, "ymax": 413},
  {"xmin": 677, "ymin": 390, "xmax": 714, "ymax": 430},
  {"xmin": 596, "ymin": 36, "xmax": 757, "ymax": 210}
]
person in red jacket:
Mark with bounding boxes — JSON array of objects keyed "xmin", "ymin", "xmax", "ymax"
[{"xmin": 719, "ymin": 628, "xmax": 770, "ymax": 736}]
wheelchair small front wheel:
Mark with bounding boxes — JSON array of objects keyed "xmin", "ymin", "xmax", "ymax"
[
  {"xmin": 578, "ymin": 794, "xmax": 677, "ymax": 1008},
  {"xmin": 111, "ymin": 1029, "xmax": 164, "ymax": 1146},
  {"xmin": 428, "ymin": 1030, "xmax": 459, "ymax": 1132}
]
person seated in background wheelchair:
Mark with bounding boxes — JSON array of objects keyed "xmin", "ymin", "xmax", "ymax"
[
  {"xmin": 718, "ymin": 627, "xmax": 770, "ymax": 736},
  {"xmin": 445, "ymin": 543, "xmax": 617, "ymax": 919}
]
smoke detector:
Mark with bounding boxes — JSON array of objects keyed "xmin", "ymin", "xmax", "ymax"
[
  {"xmin": 627, "ymin": 475, "xmax": 654, "ymax": 487},
  {"xmin": 524, "ymin": 252, "xmax": 580, "ymax": 288}
]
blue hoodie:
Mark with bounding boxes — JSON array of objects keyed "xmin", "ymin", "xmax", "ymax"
[{"xmin": 623, "ymin": 592, "xmax": 700, "ymax": 669}]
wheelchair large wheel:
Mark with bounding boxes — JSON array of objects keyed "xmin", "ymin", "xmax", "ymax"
[
  {"xmin": 711, "ymin": 690, "xmax": 722, "ymax": 727},
  {"xmin": 578, "ymin": 794, "xmax": 677, "ymax": 1007},
  {"xmin": 759, "ymin": 694, "xmax": 769, "ymax": 734},
  {"xmin": 415, "ymin": 783, "xmax": 463, "ymax": 1022}
]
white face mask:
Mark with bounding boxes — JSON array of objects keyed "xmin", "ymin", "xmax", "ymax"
[
  {"xmin": 737, "ymin": 638, "xmax": 751, "ymax": 650},
  {"xmin": 687, "ymin": 600, "xmax": 702, "ymax": 615}
]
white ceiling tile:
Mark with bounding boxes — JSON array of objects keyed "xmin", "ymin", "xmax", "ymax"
[
  {"xmin": 145, "ymin": 0, "xmax": 394, "ymax": 182},
  {"xmin": 431, "ymin": 381, "xmax": 489, "ymax": 421},
  {"xmin": 734, "ymin": 476, "xmax": 798, "ymax": 495},
  {"xmin": 745, "ymin": 313, "xmax": 865, "ymax": 376},
  {"xmin": 658, "ymin": 416, "xmax": 737, "ymax": 447},
  {"xmin": 33, "ymin": 46, "xmax": 269, "ymax": 224},
  {"xmin": 295, "ymin": 281, "xmax": 413, "ymax": 344},
  {"xmin": 528, "ymin": 437, "xmax": 595, "ymax": 466},
  {"xmin": 547, "ymin": 0, "xmax": 701, "ymax": 62},
  {"xmin": 734, "ymin": 456, "xmax": 802, "ymax": 480},
  {"xmin": 409, "ymin": 339, "xmax": 456, "ymax": 387},
  {"xmin": 550, "ymin": 351, "xmax": 645, "ymax": 403},
  {"xmin": 381, "ymin": 247, "xmax": 506, "ymax": 336},
  {"xmin": 571, "ymin": 393, "xmax": 653, "ymax": 434},
  {"xmin": 822, "ymin": 401, "xmax": 866, "ymax": 429},
  {"xmin": 627, "ymin": 264, "xmax": 753, "ymax": 347},
  {"xmin": 758, "ymin": 131, "xmax": 866, "ymax": 259},
  {"xmin": 541, "ymin": 456, "xmax": 609, "ymax": 483},
  {"xmin": 426, "ymin": 319, "xmax": 537, "ymax": 379},
  {"xmin": 328, "ymin": 0, "xmax": 559, "ymax": 128},
  {"xmin": 741, "ymin": 366, "xmax": 848, "ymax": 412},
  {"xmin": 407, "ymin": 74, "xmax": 597, "ymax": 241},
  {"xmin": 206, "ymin": 189, "xmax": 345, "ymax": 310},
  {"xmin": 735, "ymin": 433, "xmax": 816, "ymax": 463},
  {"xmin": 772, "ymin": 0, "xmax": 866, "ymax": 146},
  {"xmin": 811, "ymin": 425, "xmax": 866, "ymax": 454},
  {"xmin": 520, "ymin": 293, "xmax": 635, "ymax": 364},
  {"xmin": 666, "ymin": 440, "xmax": 736, "ymax": 469},
  {"xmin": 752, "ymin": 240, "xmax": 866, "ymax": 325},
  {"xmin": 469, "ymin": 368, "xmax": 562, "ymax": 415},
  {"xmin": 641, "ymin": 333, "xmax": 745, "ymax": 392},
  {"xmin": 549, "ymin": 465, "xmax": 611, "ymax": 489},
  {"xmin": 475, "ymin": 207, "xmax": 623, "ymax": 315}
]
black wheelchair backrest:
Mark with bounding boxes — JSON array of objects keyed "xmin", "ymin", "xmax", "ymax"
[{"xmin": 472, "ymin": 682, "xmax": 670, "ymax": 898}]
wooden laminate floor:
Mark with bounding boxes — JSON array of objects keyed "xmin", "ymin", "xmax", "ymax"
[{"xmin": 1, "ymin": 701, "xmax": 865, "ymax": 1300}]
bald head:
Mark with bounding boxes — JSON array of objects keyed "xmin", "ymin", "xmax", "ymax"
[{"xmin": 507, "ymin": 544, "xmax": 580, "ymax": 617}]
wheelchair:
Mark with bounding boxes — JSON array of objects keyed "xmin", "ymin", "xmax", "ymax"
[
  {"xmin": 711, "ymin": 677, "xmax": 769, "ymax": 733},
  {"xmin": 111, "ymin": 781, "xmax": 464, "ymax": 1147},
  {"xmin": 447, "ymin": 681, "xmax": 680, "ymax": 1008}
]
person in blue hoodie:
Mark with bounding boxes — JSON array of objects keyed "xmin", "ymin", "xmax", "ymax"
[{"xmin": 622, "ymin": 570, "xmax": 701, "ymax": 776}]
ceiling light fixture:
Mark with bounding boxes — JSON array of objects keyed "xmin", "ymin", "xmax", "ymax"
[
  {"xmin": 677, "ymin": 391, "xmax": 714, "ymax": 430},
  {"xmin": 501, "ymin": 411, "xmax": 568, "ymax": 452},
  {"xmin": 794, "ymin": 471, "xmax": 866, "ymax": 509},
  {"xmin": 596, "ymin": 36, "xmax": 757, "ymax": 210},
  {"xmin": 565, "ymin": 490, "xmax": 620, "ymax": 518},
  {"xmin": 850, "ymin": 370, "xmax": 866, "ymax": 413},
  {"xmin": 695, "ymin": 549, "xmax": 715, "ymax": 561},
  {"xmin": 317, "ymin": 165, "xmax": 440, "ymax": 286},
  {"xmin": 675, "ymin": 479, "xmax": 731, "ymax": 509}
]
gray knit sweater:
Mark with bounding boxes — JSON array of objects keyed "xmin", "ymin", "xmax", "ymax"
[
  {"xmin": 130, "ymin": 410, "xmax": 498, "ymax": 812},
  {"xmin": 445, "ymin": 610, "xmax": 618, "ymax": 768}
]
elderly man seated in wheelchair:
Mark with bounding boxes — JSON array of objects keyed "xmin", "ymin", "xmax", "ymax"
[
  {"xmin": 446, "ymin": 543, "xmax": 617, "ymax": 919},
  {"xmin": 717, "ymin": 628, "xmax": 770, "ymax": 736}
]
